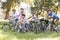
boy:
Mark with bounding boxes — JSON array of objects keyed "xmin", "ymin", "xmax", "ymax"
[
  {"xmin": 12, "ymin": 9, "xmax": 19, "ymax": 30},
  {"xmin": 29, "ymin": 13, "xmax": 38, "ymax": 31},
  {"xmin": 18, "ymin": 14, "xmax": 29, "ymax": 32},
  {"xmin": 47, "ymin": 9, "xmax": 59, "ymax": 31},
  {"xmin": 18, "ymin": 8, "xmax": 25, "ymax": 19}
]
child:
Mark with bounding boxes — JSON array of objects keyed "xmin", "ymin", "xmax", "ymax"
[
  {"xmin": 47, "ymin": 9, "xmax": 59, "ymax": 32},
  {"xmin": 18, "ymin": 14, "xmax": 29, "ymax": 32}
]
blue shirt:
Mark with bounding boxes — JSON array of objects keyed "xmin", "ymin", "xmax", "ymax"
[{"xmin": 48, "ymin": 12, "xmax": 59, "ymax": 19}]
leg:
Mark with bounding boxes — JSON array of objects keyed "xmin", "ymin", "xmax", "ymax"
[
  {"xmin": 22, "ymin": 24, "xmax": 26, "ymax": 32},
  {"xmin": 13, "ymin": 20, "xmax": 18, "ymax": 31},
  {"xmin": 53, "ymin": 19, "xmax": 59, "ymax": 32},
  {"xmin": 25, "ymin": 23, "xmax": 30, "ymax": 31}
]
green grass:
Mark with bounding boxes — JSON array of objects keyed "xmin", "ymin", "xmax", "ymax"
[
  {"xmin": 0, "ymin": 21, "xmax": 60, "ymax": 40},
  {"xmin": 0, "ymin": 30, "xmax": 60, "ymax": 40}
]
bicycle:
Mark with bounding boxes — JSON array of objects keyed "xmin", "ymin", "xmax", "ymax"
[
  {"xmin": 47, "ymin": 19, "xmax": 60, "ymax": 32},
  {"xmin": 2, "ymin": 20, "xmax": 13, "ymax": 31},
  {"xmin": 16, "ymin": 20, "xmax": 27, "ymax": 33},
  {"xmin": 2, "ymin": 17, "xmax": 15, "ymax": 31},
  {"xmin": 33, "ymin": 19, "xmax": 41, "ymax": 34}
]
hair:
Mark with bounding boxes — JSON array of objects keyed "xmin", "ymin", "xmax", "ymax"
[
  {"xmin": 22, "ymin": 14, "xmax": 25, "ymax": 17},
  {"xmin": 12, "ymin": 9, "xmax": 16, "ymax": 11},
  {"xmin": 21, "ymin": 8, "xmax": 24, "ymax": 10},
  {"xmin": 48, "ymin": 8, "xmax": 51, "ymax": 11}
]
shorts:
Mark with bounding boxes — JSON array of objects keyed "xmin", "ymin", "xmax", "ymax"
[
  {"xmin": 52, "ymin": 17, "xmax": 59, "ymax": 25},
  {"xmin": 40, "ymin": 18, "xmax": 49, "ymax": 24},
  {"xmin": 53, "ymin": 17, "xmax": 59, "ymax": 21}
]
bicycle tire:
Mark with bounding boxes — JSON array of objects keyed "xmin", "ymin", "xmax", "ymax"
[{"xmin": 2, "ymin": 24, "xmax": 10, "ymax": 31}]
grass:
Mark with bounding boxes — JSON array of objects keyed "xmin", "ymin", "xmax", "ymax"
[
  {"xmin": 0, "ymin": 30, "xmax": 60, "ymax": 40},
  {"xmin": 0, "ymin": 21, "xmax": 60, "ymax": 40}
]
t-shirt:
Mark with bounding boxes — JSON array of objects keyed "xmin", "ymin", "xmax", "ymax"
[
  {"xmin": 19, "ymin": 17, "xmax": 29, "ymax": 24},
  {"xmin": 39, "ymin": 11, "xmax": 47, "ymax": 19},
  {"xmin": 18, "ymin": 12, "xmax": 25, "ymax": 19},
  {"xmin": 18, "ymin": 14, "xmax": 23, "ymax": 19},
  {"xmin": 12, "ymin": 12, "xmax": 19, "ymax": 20},
  {"xmin": 48, "ymin": 12, "xmax": 59, "ymax": 19}
]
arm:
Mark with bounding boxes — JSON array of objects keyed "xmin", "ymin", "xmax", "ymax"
[
  {"xmin": 47, "ymin": 12, "xmax": 53, "ymax": 19},
  {"xmin": 28, "ymin": 15, "xmax": 33, "ymax": 19},
  {"xmin": 47, "ymin": 16, "xmax": 53, "ymax": 19}
]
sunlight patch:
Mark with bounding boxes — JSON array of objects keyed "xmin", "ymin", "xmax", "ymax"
[
  {"xmin": 34, "ymin": 38, "xmax": 59, "ymax": 40},
  {"xmin": 12, "ymin": 37, "xmax": 18, "ymax": 40},
  {"xmin": 0, "ymin": 33, "xmax": 8, "ymax": 40},
  {"xmin": 0, "ymin": 33, "xmax": 7, "ymax": 38}
]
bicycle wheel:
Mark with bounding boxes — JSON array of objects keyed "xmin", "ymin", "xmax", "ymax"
[
  {"xmin": 55, "ymin": 25, "xmax": 60, "ymax": 32},
  {"xmin": 34, "ymin": 22, "xmax": 40, "ymax": 34},
  {"xmin": 2, "ymin": 24, "xmax": 10, "ymax": 31}
]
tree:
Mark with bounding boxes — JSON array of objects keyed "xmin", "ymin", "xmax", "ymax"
[
  {"xmin": 2, "ymin": 0, "xmax": 14, "ymax": 19},
  {"xmin": 33, "ymin": 0, "xmax": 58, "ymax": 15},
  {"xmin": 2, "ymin": 0, "xmax": 33, "ymax": 19},
  {"xmin": 2, "ymin": 0, "xmax": 20, "ymax": 19}
]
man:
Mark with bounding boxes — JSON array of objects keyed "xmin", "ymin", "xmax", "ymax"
[
  {"xmin": 39, "ymin": 7, "xmax": 49, "ymax": 31},
  {"xmin": 47, "ymin": 9, "xmax": 59, "ymax": 31},
  {"xmin": 29, "ymin": 13, "xmax": 38, "ymax": 31}
]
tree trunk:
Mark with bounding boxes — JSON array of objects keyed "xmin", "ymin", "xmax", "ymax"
[
  {"xmin": 4, "ymin": 8, "xmax": 10, "ymax": 19},
  {"xmin": 4, "ymin": 0, "xmax": 13, "ymax": 20}
]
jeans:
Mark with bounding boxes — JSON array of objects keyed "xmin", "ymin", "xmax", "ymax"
[
  {"xmin": 13, "ymin": 19, "xmax": 18, "ymax": 30},
  {"xmin": 25, "ymin": 23, "xmax": 30, "ymax": 29}
]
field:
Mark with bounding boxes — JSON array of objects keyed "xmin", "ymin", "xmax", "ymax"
[{"xmin": 0, "ymin": 21, "xmax": 60, "ymax": 40}]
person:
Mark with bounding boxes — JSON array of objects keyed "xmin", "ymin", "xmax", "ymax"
[
  {"xmin": 18, "ymin": 8, "xmax": 25, "ymax": 19},
  {"xmin": 29, "ymin": 12, "xmax": 38, "ymax": 31},
  {"xmin": 39, "ymin": 7, "xmax": 49, "ymax": 31},
  {"xmin": 12, "ymin": 9, "xmax": 19, "ymax": 30},
  {"xmin": 20, "ymin": 8, "xmax": 25, "ymax": 14},
  {"xmin": 18, "ymin": 14, "xmax": 29, "ymax": 32},
  {"xmin": 47, "ymin": 9, "xmax": 59, "ymax": 31},
  {"xmin": 30, "ymin": 12, "xmax": 37, "ymax": 22}
]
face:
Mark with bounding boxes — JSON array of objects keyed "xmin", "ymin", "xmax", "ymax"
[
  {"xmin": 48, "ymin": 10, "xmax": 51, "ymax": 14},
  {"xmin": 42, "ymin": 9, "xmax": 44, "ymax": 12},
  {"xmin": 21, "ymin": 10, "xmax": 24, "ymax": 12},
  {"xmin": 21, "ymin": 8, "xmax": 24, "ymax": 13},
  {"xmin": 13, "ymin": 11, "xmax": 16, "ymax": 14},
  {"xmin": 22, "ymin": 16, "xmax": 25, "ymax": 18}
]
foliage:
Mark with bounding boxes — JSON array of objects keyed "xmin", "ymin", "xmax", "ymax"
[
  {"xmin": 31, "ymin": 0, "xmax": 59, "ymax": 15},
  {"xmin": 1, "ymin": 0, "xmax": 60, "ymax": 19}
]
